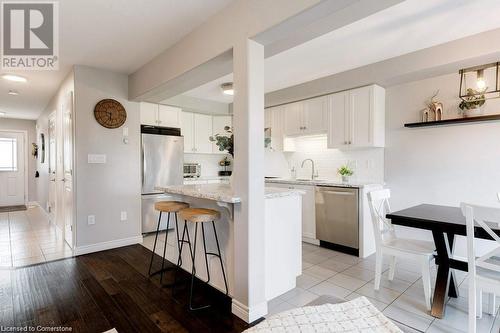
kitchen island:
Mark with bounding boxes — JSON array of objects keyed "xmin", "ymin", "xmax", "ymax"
[{"xmin": 155, "ymin": 183, "xmax": 303, "ymax": 305}]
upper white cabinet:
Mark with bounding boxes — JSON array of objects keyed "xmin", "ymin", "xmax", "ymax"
[
  {"xmin": 140, "ymin": 102, "xmax": 181, "ymax": 128},
  {"xmin": 158, "ymin": 105, "xmax": 181, "ymax": 127},
  {"xmin": 283, "ymin": 96, "xmax": 328, "ymax": 137},
  {"xmin": 140, "ymin": 102, "xmax": 157, "ymax": 126},
  {"xmin": 302, "ymin": 96, "xmax": 328, "ymax": 135},
  {"xmin": 265, "ymin": 105, "xmax": 284, "ymax": 151},
  {"xmin": 181, "ymin": 112, "xmax": 217, "ymax": 154},
  {"xmin": 283, "ymin": 102, "xmax": 303, "ymax": 136},
  {"xmin": 327, "ymin": 85, "xmax": 385, "ymax": 149},
  {"xmin": 212, "ymin": 115, "xmax": 232, "ymax": 153},
  {"xmin": 181, "ymin": 112, "xmax": 195, "ymax": 153}
]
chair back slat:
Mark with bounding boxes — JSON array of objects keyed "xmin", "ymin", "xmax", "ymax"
[
  {"xmin": 461, "ymin": 202, "xmax": 500, "ymax": 279},
  {"xmin": 368, "ymin": 189, "xmax": 395, "ymax": 248}
]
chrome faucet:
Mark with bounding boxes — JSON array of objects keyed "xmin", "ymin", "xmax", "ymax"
[{"xmin": 301, "ymin": 159, "xmax": 318, "ymax": 180}]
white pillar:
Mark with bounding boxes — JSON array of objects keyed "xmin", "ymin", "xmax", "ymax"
[{"xmin": 231, "ymin": 38, "xmax": 267, "ymax": 323}]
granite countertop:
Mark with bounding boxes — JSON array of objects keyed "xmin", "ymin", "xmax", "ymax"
[
  {"xmin": 265, "ymin": 178, "xmax": 380, "ymax": 188},
  {"xmin": 184, "ymin": 176, "xmax": 231, "ymax": 181},
  {"xmin": 156, "ymin": 184, "xmax": 303, "ymax": 204}
]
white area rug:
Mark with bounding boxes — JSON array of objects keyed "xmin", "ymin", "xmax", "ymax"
[{"xmin": 246, "ymin": 296, "xmax": 402, "ymax": 332}]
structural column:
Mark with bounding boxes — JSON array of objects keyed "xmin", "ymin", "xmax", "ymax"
[{"xmin": 231, "ymin": 38, "xmax": 267, "ymax": 323}]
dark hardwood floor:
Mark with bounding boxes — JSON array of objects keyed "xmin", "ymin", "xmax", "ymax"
[{"xmin": 0, "ymin": 244, "xmax": 249, "ymax": 333}]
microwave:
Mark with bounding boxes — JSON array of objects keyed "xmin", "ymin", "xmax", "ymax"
[{"xmin": 184, "ymin": 163, "xmax": 201, "ymax": 178}]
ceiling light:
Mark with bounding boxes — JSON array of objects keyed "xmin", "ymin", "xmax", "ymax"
[
  {"xmin": 1, "ymin": 74, "xmax": 27, "ymax": 83},
  {"xmin": 221, "ymin": 82, "xmax": 234, "ymax": 96},
  {"xmin": 8, "ymin": 90, "xmax": 19, "ymax": 96}
]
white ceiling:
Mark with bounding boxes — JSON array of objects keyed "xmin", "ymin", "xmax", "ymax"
[
  {"xmin": 0, "ymin": 0, "xmax": 235, "ymax": 120},
  {"xmin": 183, "ymin": 0, "xmax": 500, "ymax": 104}
]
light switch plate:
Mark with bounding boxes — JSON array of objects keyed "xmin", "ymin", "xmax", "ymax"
[
  {"xmin": 88, "ymin": 154, "xmax": 106, "ymax": 164},
  {"xmin": 87, "ymin": 215, "xmax": 96, "ymax": 225},
  {"xmin": 120, "ymin": 211, "xmax": 127, "ymax": 221}
]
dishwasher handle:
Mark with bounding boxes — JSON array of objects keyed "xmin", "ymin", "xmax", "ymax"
[{"xmin": 317, "ymin": 187, "xmax": 356, "ymax": 196}]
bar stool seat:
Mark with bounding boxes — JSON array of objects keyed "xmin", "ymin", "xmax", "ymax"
[
  {"xmin": 179, "ymin": 208, "xmax": 220, "ymax": 223},
  {"xmin": 155, "ymin": 201, "xmax": 189, "ymax": 212},
  {"xmin": 148, "ymin": 201, "xmax": 189, "ymax": 285},
  {"xmin": 175, "ymin": 207, "xmax": 228, "ymax": 311}
]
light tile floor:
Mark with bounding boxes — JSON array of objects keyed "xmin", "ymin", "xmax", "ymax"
[
  {"xmin": 0, "ymin": 206, "xmax": 73, "ymax": 267},
  {"xmin": 142, "ymin": 232, "xmax": 500, "ymax": 332},
  {"xmin": 266, "ymin": 243, "xmax": 500, "ymax": 333}
]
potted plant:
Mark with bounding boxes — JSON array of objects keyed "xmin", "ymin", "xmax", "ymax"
[
  {"xmin": 338, "ymin": 165, "xmax": 354, "ymax": 184},
  {"xmin": 459, "ymin": 88, "xmax": 486, "ymax": 117},
  {"xmin": 210, "ymin": 126, "xmax": 233, "ymax": 156},
  {"xmin": 218, "ymin": 156, "xmax": 232, "ymax": 176}
]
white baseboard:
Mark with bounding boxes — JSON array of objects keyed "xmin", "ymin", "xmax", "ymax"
[
  {"xmin": 27, "ymin": 201, "xmax": 39, "ymax": 207},
  {"xmin": 232, "ymin": 299, "xmax": 268, "ymax": 324},
  {"xmin": 74, "ymin": 235, "xmax": 143, "ymax": 256},
  {"xmin": 302, "ymin": 236, "xmax": 319, "ymax": 245}
]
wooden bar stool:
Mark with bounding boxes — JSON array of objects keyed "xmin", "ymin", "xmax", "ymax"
[
  {"xmin": 176, "ymin": 207, "xmax": 229, "ymax": 311},
  {"xmin": 148, "ymin": 201, "xmax": 189, "ymax": 284}
]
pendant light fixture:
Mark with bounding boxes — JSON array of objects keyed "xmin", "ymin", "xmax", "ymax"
[{"xmin": 459, "ymin": 62, "xmax": 499, "ymax": 101}]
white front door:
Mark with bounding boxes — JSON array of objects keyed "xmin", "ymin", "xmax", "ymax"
[
  {"xmin": 62, "ymin": 92, "xmax": 74, "ymax": 247},
  {"xmin": 0, "ymin": 131, "xmax": 25, "ymax": 206},
  {"xmin": 48, "ymin": 113, "xmax": 57, "ymax": 222}
]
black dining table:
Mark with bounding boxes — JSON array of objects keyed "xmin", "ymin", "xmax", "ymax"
[{"xmin": 386, "ymin": 204, "xmax": 500, "ymax": 319}]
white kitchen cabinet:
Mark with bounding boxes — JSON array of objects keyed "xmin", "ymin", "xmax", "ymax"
[
  {"xmin": 194, "ymin": 113, "xmax": 213, "ymax": 153},
  {"xmin": 266, "ymin": 182, "xmax": 316, "ymax": 243},
  {"xmin": 302, "ymin": 96, "xmax": 328, "ymax": 135},
  {"xmin": 265, "ymin": 105, "xmax": 284, "ymax": 151},
  {"xmin": 327, "ymin": 84, "xmax": 385, "ymax": 149},
  {"xmin": 181, "ymin": 112, "xmax": 195, "ymax": 153},
  {"xmin": 140, "ymin": 102, "xmax": 158, "ymax": 126},
  {"xmin": 212, "ymin": 115, "xmax": 232, "ymax": 153},
  {"xmin": 158, "ymin": 104, "xmax": 181, "ymax": 128},
  {"xmin": 283, "ymin": 96, "xmax": 328, "ymax": 137},
  {"xmin": 283, "ymin": 102, "xmax": 303, "ymax": 136},
  {"xmin": 140, "ymin": 102, "xmax": 181, "ymax": 127},
  {"xmin": 181, "ymin": 112, "xmax": 213, "ymax": 153}
]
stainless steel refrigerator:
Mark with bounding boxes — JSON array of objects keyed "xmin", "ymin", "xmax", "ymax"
[{"xmin": 141, "ymin": 126, "xmax": 183, "ymax": 233}]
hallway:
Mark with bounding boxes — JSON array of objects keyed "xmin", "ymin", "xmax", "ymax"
[{"xmin": 0, "ymin": 205, "xmax": 72, "ymax": 267}]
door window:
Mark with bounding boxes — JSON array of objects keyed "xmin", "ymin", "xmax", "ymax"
[{"xmin": 0, "ymin": 138, "xmax": 17, "ymax": 171}]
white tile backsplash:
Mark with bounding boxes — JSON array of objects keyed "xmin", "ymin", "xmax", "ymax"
[{"xmin": 269, "ymin": 135, "xmax": 384, "ymax": 183}]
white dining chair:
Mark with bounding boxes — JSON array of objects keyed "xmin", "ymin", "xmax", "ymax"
[
  {"xmin": 461, "ymin": 202, "xmax": 500, "ymax": 333},
  {"xmin": 367, "ymin": 189, "xmax": 436, "ymax": 311}
]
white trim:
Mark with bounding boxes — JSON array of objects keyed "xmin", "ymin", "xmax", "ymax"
[
  {"xmin": 0, "ymin": 129, "xmax": 29, "ymax": 206},
  {"xmin": 27, "ymin": 201, "xmax": 39, "ymax": 207},
  {"xmin": 231, "ymin": 299, "xmax": 268, "ymax": 324},
  {"xmin": 73, "ymin": 235, "xmax": 143, "ymax": 256}
]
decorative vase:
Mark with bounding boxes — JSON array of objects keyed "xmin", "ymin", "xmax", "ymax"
[
  {"xmin": 464, "ymin": 107, "xmax": 483, "ymax": 118},
  {"xmin": 341, "ymin": 175, "xmax": 350, "ymax": 184}
]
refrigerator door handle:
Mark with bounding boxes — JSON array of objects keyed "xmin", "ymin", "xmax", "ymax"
[{"xmin": 141, "ymin": 142, "xmax": 146, "ymax": 187}]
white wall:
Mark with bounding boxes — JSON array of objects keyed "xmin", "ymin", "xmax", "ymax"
[
  {"xmin": 385, "ymin": 72, "xmax": 500, "ymax": 256},
  {"xmin": 0, "ymin": 118, "xmax": 37, "ymax": 202},
  {"xmin": 73, "ymin": 65, "xmax": 141, "ymax": 249}
]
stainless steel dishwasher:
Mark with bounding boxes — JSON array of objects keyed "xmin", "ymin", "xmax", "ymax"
[{"xmin": 315, "ymin": 186, "xmax": 359, "ymax": 255}]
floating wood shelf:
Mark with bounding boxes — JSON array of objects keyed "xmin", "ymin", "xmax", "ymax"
[{"xmin": 404, "ymin": 114, "xmax": 500, "ymax": 128}]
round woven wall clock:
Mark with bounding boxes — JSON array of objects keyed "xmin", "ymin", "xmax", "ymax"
[{"xmin": 94, "ymin": 99, "xmax": 127, "ymax": 129}]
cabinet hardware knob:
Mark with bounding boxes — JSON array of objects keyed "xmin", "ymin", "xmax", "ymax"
[{"xmin": 348, "ymin": 141, "xmax": 352, "ymax": 144}]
